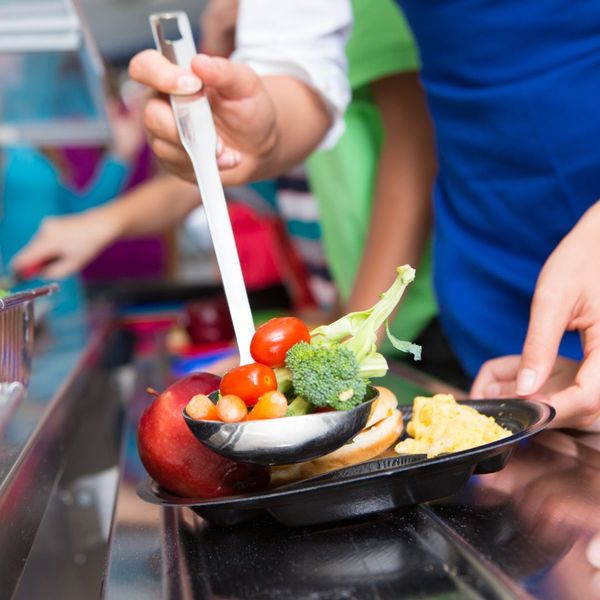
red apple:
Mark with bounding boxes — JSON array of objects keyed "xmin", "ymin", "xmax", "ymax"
[{"xmin": 137, "ymin": 372, "xmax": 269, "ymax": 498}]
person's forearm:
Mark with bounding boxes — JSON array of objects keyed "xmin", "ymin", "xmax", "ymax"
[
  {"xmin": 96, "ymin": 175, "xmax": 201, "ymax": 239},
  {"xmin": 255, "ymin": 76, "xmax": 333, "ymax": 180},
  {"xmin": 346, "ymin": 73, "xmax": 436, "ymax": 313}
]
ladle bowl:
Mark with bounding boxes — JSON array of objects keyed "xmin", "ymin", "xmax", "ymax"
[{"xmin": 183, "ymin": 386, "xmax": 379, "ymax": 466}]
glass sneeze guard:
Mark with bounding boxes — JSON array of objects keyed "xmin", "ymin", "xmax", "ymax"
[{"xmin": 0, "ymin": 0, "xmax": 110, "ymax": 146}]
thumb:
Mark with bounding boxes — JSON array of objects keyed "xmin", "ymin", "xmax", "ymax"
[
  {"xmin": 517, "ymin": 286, "xmax": 570, "ymax": 396},
  {"xmin": 129, "ymin": 49, "xmax": 203, "ymax": 95},
  {"xmin": 191, "ymin": 54, "xmax": 258, "ymax": 99}
]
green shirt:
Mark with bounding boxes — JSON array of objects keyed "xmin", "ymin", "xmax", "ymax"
[
  {"xmin": 306, "ymin": 0, "xmax": 436, "ymax": 347},
  {"xmin": 347, "ymin": 0, "xmax": 419, "ymax": 89}
]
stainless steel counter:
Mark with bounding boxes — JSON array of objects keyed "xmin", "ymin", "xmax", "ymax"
[
  {"xmin": 0, "ymin": 306, "xmax": 115, "ymax": 598},
  {"xmin": 5, "ymin": 307, "xmax": 600, "ymax": 600}
]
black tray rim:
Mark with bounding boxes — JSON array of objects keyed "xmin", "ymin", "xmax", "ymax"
[{"xmin": 137, "ymin": 398, "xmax": 554, "ymax": 509}]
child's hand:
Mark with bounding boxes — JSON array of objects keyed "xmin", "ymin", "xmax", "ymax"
[
  {"xmin": 471, "ymin": 355, "xmax": 585, "ymax": 422},
  {"xmin": 473, "ymin": 200, "xmax": 600, "ymax": 431},
  {"xmin": 128, "ymin": 51, "xmax": 278, "ymax": 185},
  {"xmin": 11, "ymin": 212, "xmax": 119, "ymax": 280}
]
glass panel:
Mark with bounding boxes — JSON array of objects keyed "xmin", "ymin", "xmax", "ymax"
[
  {"xmin": 0, "ymin": 0, "xmax": 80, "ymax": 52},
  {"xmin": 0, "ymin": 0, "xmax": 110, "ymax": 146}
]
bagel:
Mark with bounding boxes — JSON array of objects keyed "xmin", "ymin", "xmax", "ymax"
[{"xmin": 270, "ymin": 386, "xmax": 404, "ymax": 487}]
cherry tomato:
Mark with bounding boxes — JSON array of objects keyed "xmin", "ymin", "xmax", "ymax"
[
  {"xmin": 220, "ymin": 363, "xmax": 277, "ymax": 406},
  {"xmin": 247, "ymin": 390, "xmax": 288, "ymax": 420},
  {"xmin": 250, "ymin": 317, "xmax": 311, "ymax": 367},
  {"xmin": 186, "ymin": 393, "xmax": 218, "ymax": 421},
  {"xmin": 216, "ymin": 394, "xmax": 248, "ymax": 422}
]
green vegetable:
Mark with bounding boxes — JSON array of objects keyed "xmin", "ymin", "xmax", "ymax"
[
  {"xmin": 385, "ymin": 321, "xmax": 422, "ymax": 361},
  {"xmin": 285, "ymin": 396, "xmax": 313, "ymax": 417},
  {"xmin": 0, "ymin": 289, "xmax": 10, "ymax": 299},
  {"xmin": 285, "ymin": 342, "xmax": 366, "ymax": 410},
  {"xmin": 283, "ymin": 265, "xmax": 421, "ymax": 411},
  {"xmin": 310, "ymin": 265, "xmax": 420, "ymax": 363},
  {"xmin": 274, "ymin": 367, "xmax": 293, "ymax": 394}
]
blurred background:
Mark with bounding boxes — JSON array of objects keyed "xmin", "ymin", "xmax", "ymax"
[
  {"xmin": 80, "ymin": 0, "xmax": 207, "ymax": 61},
  {"xmin": 0, "ymin": 0, "xmax": 450, "ymax": 383},
  {"xmin": 0, "ymin": 0, "xmax": 349, "ymax": 383}
]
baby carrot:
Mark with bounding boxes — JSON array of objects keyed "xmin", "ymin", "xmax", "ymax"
[
  {"xmin": 217, "ymin": 394, "xmax": 248, "ymax": 422},
  {"xmin": 246, "ymin": 390, "xmax": 288, "ymax": 420},
  {"xmin": 186, "ymin": 394, "xmax": 218, "ymax": 420}
]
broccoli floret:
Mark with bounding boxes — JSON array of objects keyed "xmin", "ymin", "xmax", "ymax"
[
  {"xmin": 285, "ymin": 342, "xmax": 367, "ymax": 410},
  {"xmin": 283, "ymin": 266, "xmax": 421, "ymax": 413}
]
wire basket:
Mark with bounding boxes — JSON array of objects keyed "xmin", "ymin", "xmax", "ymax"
[{"xmin": 0, "ymin": 284, "xmax": 58, "ymax": 404}]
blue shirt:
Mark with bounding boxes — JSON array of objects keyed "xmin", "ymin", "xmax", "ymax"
[
  {"xmin": 398, "ymin": 0, "xmax": 600, "ymax": 376},
  {"xmin": 0, "ymin": 146, "xmax": 128, "ymax": 314}
]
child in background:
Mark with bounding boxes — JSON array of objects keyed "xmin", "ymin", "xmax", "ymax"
[
  {"xmin": 305, "ymin": 0, "xmax": 447, "ymax": 377},
  {"xmin": 203, "ymin": 0, "xmax": 437, "ymax": 330},
  {"xmin": 0, "ymin": 100, "xmax": 143, "ymax": 315},
  {"xmin": 202, "ymin": 0, "xmax": 335, "ymax": 310},
  {"xmin": 15, "ymin": 0, "xmax": 438, "ymax": 336},
  {"xmin": 14, "ymin": 0, "xmax": 328, "ymax": 311}
]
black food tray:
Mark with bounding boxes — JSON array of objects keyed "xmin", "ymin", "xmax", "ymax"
[{"xmin": 138, "ymin": 399, "xmax": 554, "ymax": 527}]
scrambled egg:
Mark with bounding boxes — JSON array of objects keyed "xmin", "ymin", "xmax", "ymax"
[{"xmin": 395, "ymin": 394, "xmax": 511, "ymax": 458}]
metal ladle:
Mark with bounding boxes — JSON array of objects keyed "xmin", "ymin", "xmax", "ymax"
[
  {"xmin": 150, "ymin": 11, "xmax": 254, "ymax": 364},
  {"xmin": 183, "ymin": 387, "xmax": 379, "ymax": 466}
]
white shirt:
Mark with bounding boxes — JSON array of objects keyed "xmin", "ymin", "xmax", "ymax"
[{"xmin": 232, "ymin": 0, "xmax": 352, "ymax": 149}]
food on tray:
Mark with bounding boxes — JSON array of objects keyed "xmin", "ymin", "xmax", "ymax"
[
  {"xmin": 187, "ymin": 266, "xmax": 420, "ymax": 423},
  {"xmin": 137, "ymin": 373, "xmax": 269, "ymax": 498},
  {"xmin": 250, "ymin": 316, "xmax": 310, "ymax": 367},
  {"xmin": 219, "ymin": 362, "xmax": 277, "ymax": 406},
  {"xmin": 270, "ymin": 387, "xmax": 404, "ymax": 486},
  {"xmin": 395, "ymin": 394, "xmax": 512, "ymax": 458},
  {"xmin": 216, "ymin": 394, "xmax": 248, "ymax": 422},
  {"xmin": 138, "ymin": 266, "xmax": 422, "ymax": 497},
  {"xmin": 186, "ymin": 393, "xmax": 218, "ymax": 420},
  {"xmin": 246, "ymin": 390, "xmax": 288, "ymax": 420},
  {"xmin": 285, "ymin": 265, "xmax": 420, "ymax": 412}
]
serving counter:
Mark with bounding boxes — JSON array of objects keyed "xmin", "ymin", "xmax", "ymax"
[{"xmin": 3, "ymin": 304, "xmax": 599, "ymax": 600}]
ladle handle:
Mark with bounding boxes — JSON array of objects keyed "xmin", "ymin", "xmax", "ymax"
[{"xmin": 149, "ymin": 12, "xmax": 255, "ymax": 364}]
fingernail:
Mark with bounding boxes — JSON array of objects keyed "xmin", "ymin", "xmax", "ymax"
[
  {"xmin": 484, "ymin": 383, "xmax": 501, "ymax": 398},
  {"xmin": 177, "ymin": 75, "xmax": 202, "ymax": 93},
  {"xmin": 516, "ymin": 368, "xmax": 537, "ymax": 395},
  {"xmin": 587, "ymin": 536, "xmax": 600, "ymax": 569},
  {"xmin": 232, "ymin": 151, "xmax": 241, "ymax": 165},
  {"xmin": 216, "ymin": 138, "xmax": 223, "ymax": 155}
]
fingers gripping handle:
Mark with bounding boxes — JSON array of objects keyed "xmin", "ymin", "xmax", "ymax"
[
  {"xmin": 150, "ymin": 12, "xmax": 255, "ymax": 365},
  {"xmin": 149, "ymin": 12, "xmax": 216, "ymax": 150}
]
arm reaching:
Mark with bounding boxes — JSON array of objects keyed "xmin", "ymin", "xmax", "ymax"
[{"xmin": 12, "ymin": 176, "xmax": 200, "ymax": 279}]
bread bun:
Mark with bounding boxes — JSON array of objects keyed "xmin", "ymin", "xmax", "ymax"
[{"xmin": 270, "ymin": 387, "xmax": 404, "ymax": 487}]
